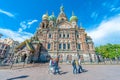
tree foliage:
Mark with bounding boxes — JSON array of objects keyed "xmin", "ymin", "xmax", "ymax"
[{"xmin": 95, "ymin": 43, "xmax": 120, "ymax": 59}]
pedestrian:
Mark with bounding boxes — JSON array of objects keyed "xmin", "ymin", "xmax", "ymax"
[
  {"xmin": 75, "ymin": 59, "xmax": 79, "ymax": 74},
  {"xmin": 78, "ymin": 58, "xmax": 83, "ymax": 73},
  {"xmin": 48, "ymin": 57, "xmax": 54, "ymax": 74},
  {"xmin": 54, "ymin": 56, "xmax": 60, "ymax": 75},
  {"xmin": 72, "ymin": 59, "xmax": 77, "ymax": 74}
]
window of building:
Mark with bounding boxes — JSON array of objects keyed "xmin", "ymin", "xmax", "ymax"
[
  {"xmin": 61, "ymin": 18, "xmax": 64, "ymax": 21},
  {"xmin": 59, "ymin": 44, "xmax": 62, "ymax": 49},
  {"xmin": 63, "ymin": 43, "xmax": 66, "ymax": 49},
  {"xmin": 48, "ymin": 34, "xmax": 52, "ymax": 38},
  {"xmin": 59, "ymin": 34, "xmax": 61, "ymax": 38},
  {"xmin": 67, "ymin": 34, "xmax": 69, "ymax": 38},
  {"xmin": 77, "ymin": 44, "xmax": 81, "ymax": 49},
  {"xmin": 67, "ymin": 43, "xmax": 70, "ymax": 49},
  {"xmin": 63, "ymin": 34, "xmax": 65, "ymax": 38},
  {"xmin": 77, "ymin": 34, "xmax": 79, "ymax": 38},
  {"xmin": 48, "ymin": 43, "xmax": 51, "ymax": 50}
]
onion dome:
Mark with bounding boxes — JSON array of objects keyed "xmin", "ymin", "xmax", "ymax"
[
  {"xmin": 48, "ymin": 12, "xmax": 56, "ymax": 21},
  {"xmin": 42, "ymin": 12, "xmax": 49, "ymax": 20},
  {"xmin": 70, "ymin": 11, "xmax": 78, "ymax": 22}
]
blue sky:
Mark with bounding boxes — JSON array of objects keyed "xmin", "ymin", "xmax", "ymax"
[{"xmin": 0, "ymin": 0, "xmax": 120, "ymax": 46}]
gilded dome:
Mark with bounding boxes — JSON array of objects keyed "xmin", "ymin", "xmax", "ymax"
[
  {"xmin": 70, "ymin": 16, "xmax": 78, "ymax": 22},
  {"xmin": 42, "ymin": 14, "xmax": 49, "ymax": 20},
  {"xmin": 70, "ymin": 12, "xmax": 78, "ymax": 22}
]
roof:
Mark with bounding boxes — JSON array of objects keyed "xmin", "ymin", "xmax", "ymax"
[{"xmin": 16, "ymin": 39, "xmax": 34, "ymax": 52}]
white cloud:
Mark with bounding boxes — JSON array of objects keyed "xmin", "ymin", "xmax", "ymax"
[
  {"xmin": 0, "ymin": 9, "xmax": 14, "ymax": 17},
  {"xmin": 110, "ymin": 7, "xmax": 120, "ymax": 12},
  {"xmin": 87, "ymin": 15, "xmax": 120, "ymax": 46},
  {"xmin": 91, "ymin": 12, "xmax": 98, "ymax": 20},
  {"xmin": 18, "ymin": 28, "xmax": 22, "ymax": 32},
  {"xmin": 0, "ymin": 28, "xmax": 33, "ymax": 42},
  {"xmin": 28, "ymin": 20, "xmax": 38, "ymax": 25},
  {"xmin": 18, "ymin": 19, "xmax": 38, "ymax": 32},
  {"xmin": 19, "ymin": 21, "xmax": 27, "ymax": 32}
]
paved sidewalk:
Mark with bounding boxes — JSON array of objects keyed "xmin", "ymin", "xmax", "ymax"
[{"xmin": 0, "ymin": 64, "xmax": 120, "ymax": 80}]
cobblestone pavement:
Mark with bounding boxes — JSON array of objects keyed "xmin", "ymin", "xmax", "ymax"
[{"xmin": 0, "ymin": 64, "xmax": 120, "ymax": 80}]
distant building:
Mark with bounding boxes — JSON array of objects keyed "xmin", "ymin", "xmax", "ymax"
[
  {"xmin": 3, "ymin": 38, "xmax": 19, "ymax": 56},
  {"xmin": 0, "ymin": 43, "xmax": 9, "ymax": 59},
  {"xmin": 0, "ymin": 38, "xmax": 19, "ymax": 61}
]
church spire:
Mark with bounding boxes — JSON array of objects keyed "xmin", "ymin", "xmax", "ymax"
[
  {"xmin": 57, "ymin": 5, "xmax": 68, "ymax": 23},
  {"xmin": 60, "ymin": 4, "xmax": 64, "ymax": 12}
]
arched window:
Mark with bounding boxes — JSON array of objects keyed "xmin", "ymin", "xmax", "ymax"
[
  {"xmin": 63, "ymin": 34, "xmax": 65, "ymax": 38},
  {"xmin": 61, "ymin": 18, "xmax": 64, "ymax": 21},
  {"xmin": 63, "ymin": 43, "xmax": 66, "ymax": 49},
  {"xmin": 67, "ymin": 34, "xmax": 69, "ymax": 38},
  {"xmin": 77, "ymin": 43, "xmax": 81, "ymax": 49},
  {"xmin": 77, "ymin": 34, "xmax": 79, "ymax": 38},
  {"xmin": 48, "ymin": 34, "xmax": 52, "ymax": 38},
  {"xmin": 59, "ymin": 43, "xmax": 62, "ymax": 49},
  {"xmin": 67, "ymin": 43, "xmax": 70, "ymax": 49},
  {"xmin": 59, "ymin": 34, "xmax": 61, "ymax": 38},
  {"xmin": 48, "ymin": 43, "xmax": 51, "ymax": 49}
]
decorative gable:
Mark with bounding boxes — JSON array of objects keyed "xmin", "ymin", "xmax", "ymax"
[{"xmin": 57, "ymin": 21, "xmax": 72, "ymax": 29}]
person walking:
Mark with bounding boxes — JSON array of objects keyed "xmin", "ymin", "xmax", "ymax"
[
  {"xmin": 72, "ymin": 59, "xmax": 77, "ymax": 74},
  {"xmin": 48, "ymin": 57, "xmax": 55, "ymax": 74},
  {"xmin": 78, "ymin": 58, "xmax": 83, "ymax": 73},
  {"xmin": 54, "ymin": 56, "xmax": 60, "ymax": 75},
  {"xmin": 75, "ymin": 59, "xmax": 79, "ymax": 74}
]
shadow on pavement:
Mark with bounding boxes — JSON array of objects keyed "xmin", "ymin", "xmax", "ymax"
[
  {"xmin": 82, "ymin": 69, "xmax": 88, "ymax": 73},
  {"xmin": 60, "ymin": 71, "xmax": 68, "ymax": 75},
  {"xmin": 7, "ymin": 75, "xmax": 29, "ymax": 80}
]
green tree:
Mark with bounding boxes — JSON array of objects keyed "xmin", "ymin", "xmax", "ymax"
[{"xmin": 95, "ymin": 43, "xmax": 120, "ymax": 63}]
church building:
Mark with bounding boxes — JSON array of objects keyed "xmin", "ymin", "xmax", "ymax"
[{"xmin": 34, "ymin": 5, "xmax": 96, "ymax": 62}]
